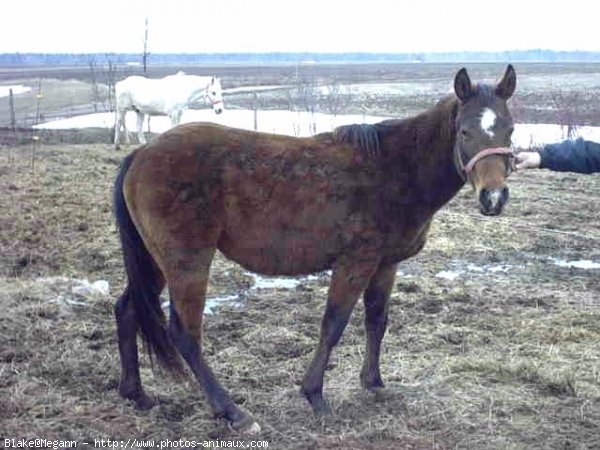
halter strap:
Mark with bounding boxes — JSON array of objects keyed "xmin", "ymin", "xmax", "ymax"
[{"xmin": 457, "ymin": 146, "xmax": 514, "ymax": 179}]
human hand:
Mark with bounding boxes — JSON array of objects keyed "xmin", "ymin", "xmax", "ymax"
[{"xmin": 515, "ymin": 151, "xmax": 541, "ymax": 170}]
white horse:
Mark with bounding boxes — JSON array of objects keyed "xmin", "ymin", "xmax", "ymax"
[{"xmin": 114, "ymin": 72, "xmax": 224, "ymax": 148}]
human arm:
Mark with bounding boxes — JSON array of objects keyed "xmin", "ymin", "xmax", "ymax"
[{"xmin": 538, "ymin": 138, "xmax": 600, "ymax": 174}]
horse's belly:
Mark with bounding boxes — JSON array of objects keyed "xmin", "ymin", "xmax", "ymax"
[{"xmin": 218, "ymin": 228, "xmax": 337, "ymax": 276}]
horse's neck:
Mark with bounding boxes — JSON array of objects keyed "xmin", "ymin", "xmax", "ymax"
[
  {"xmin": 183, "ymin": 77, "xmax": 210, "ymax": 101},
  {"xmin": 381, "ymin": 97, "xmax": 464, "ymax": 211}
]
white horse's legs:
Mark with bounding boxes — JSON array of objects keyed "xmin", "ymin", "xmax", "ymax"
[
  {"xmin": 136, "ymin": 112, "xmax": 147, "ymax": 144},
  {"xmin": 114, "ymin": 111, "xmax": 120, "ymax": 148},
  {"xmin": 122, "ymin": 110, "xmax": 131, "ymax": 145},
  {"xmin": 114, "ymin": 109, "xmax": 128, "ymax": 149}
]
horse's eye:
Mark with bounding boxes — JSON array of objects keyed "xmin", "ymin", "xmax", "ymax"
[
  {"xmin": 461, "ymin": 129, "xmax": 472, "ymax": 139},
  {"xmin": 212, "ymin": 91, "xmax": 217, "ymax": 96}
]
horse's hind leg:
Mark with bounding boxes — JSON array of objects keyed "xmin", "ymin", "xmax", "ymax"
[
  {"xmin": 360, "ymin": 262, "xmax": 397, "ymax": 397},
  {"xmin": 114, "ymin": 109, "xmax": 126, "ymax": 149},
  {"xmin": 165, "ymin": 249, "xmax": 260, "ymax": 434},
  {"xmin": 301, "ymin": 254, "xmax": 380, "ymax": 414},
  {"xmin": 114, "ymin": 111, "xmax": 120, "ymax": 149},
  {"xmin": 114, "ymin": 286, "xmax": 162, "ymax": 410},
  {"xmin": 136, "ymin": 112, "xmax": 146, "ymax": 144}
]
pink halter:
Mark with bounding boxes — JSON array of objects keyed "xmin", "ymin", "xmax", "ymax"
[{"xmin": 457, "ymin": 146, "xmax": 515, "ymax": 180}]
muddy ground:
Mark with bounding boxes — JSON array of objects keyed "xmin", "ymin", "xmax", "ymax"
[{"xmin": 1, "ymin": 132, "xmax": 599, "ymax": 449}]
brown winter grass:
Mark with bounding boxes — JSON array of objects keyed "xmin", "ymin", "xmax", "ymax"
[{"xmin": 1, "ymin": 142, "xmax": 599, "ymax": 449}]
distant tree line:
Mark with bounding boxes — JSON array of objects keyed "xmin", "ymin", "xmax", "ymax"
[{"xmin": 2, "ymin": 50, "xmax": 600, "ymax": 66}]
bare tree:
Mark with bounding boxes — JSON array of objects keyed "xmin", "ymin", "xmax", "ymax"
[
  {"xmin": 323, "ymin": 78, "xmax": 349, "ymax": 119},
  {"xmin": 286, "ymin": 64, "xmax": 319, "ymax": 135},
  {"xmin": 105, "ymin": 55, "xmax": 118, "ymax": 112},
  {"xmin": 88, "ymin": 56, "xmax": 102, "ymax": 112},
  {"xmin": 549, "ymin": 89, "xmax": 579, "ymax": 139}
]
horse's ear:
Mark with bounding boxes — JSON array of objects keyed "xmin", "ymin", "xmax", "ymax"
[
  {"xmin": 496, "ymin": 64, "xmax": 516, "ymax": 100},
  {"xmin": 211, "ymin": 76, "xmax": 215, "ymax": 84},
  {"xmin": 454, "ymin": 68, "xmax": 473, "ymax": 102}
]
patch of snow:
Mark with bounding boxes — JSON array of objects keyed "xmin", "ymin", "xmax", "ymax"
[
  {"xmin": 205, "ymin": 294, "xmax": 244, "ymax": 315},
  {"xmin": 512, "ymin": 123, "xmax": 600, "ymax": 149},
  {"xmin": 396, "ymin": 269, "xmax": 414, "ymax": 278},
  {"xmin": 435, "ymin": 270, "xmax": 462, "ymax": 281},
  {"xmin": 33, "ymin": 108, "xmax": 390, "ymax": 137},
  {"xmin": 466, "ymin": 264, "xmax": 486, "ymax": 273},
  {"xmin": 248, "ymin": 273, "xmax": 321, "ymax": 290},
  {"xmin": 486, "ymin": 265, "xmax": 512, "ymax": 273},
  {"xmin": 0, "ymin": 84, "xmax": 31, "ymax": 97},
  {"xmin": 436, "ymin": 263, "xmax": 516, "ymax": 281},
  {"xmin": 550, "ymin": 258, "xmax": 600, "ymax": 270},
  {"xmin": 71, "ymin": 279, "xmax": 110, "ymax": 296},
  {"xmin": 37, "ymin": 276, "xmax": 109, "ymax": 296}
]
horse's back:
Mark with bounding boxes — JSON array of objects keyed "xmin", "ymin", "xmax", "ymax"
[
  {"xmin": 148, "ymin": 122, "xmax": 363, "ymax": 172},
  {"xmin": 115, "ymin": 76, "xmax": 170, "ymax": 113},
  {"xmin": 115, "ymin": 75, "xmax": 211, "ymax": 114}
]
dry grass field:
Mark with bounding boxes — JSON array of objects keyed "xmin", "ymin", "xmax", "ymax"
[{"xmin": 1, "ymin": 62, "xmax": 599, "ymax": 449}]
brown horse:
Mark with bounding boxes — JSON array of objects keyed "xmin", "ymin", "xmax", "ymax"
[{"xmin": 113, "ymin": 65, "xmax": 516, "ymax": 433}]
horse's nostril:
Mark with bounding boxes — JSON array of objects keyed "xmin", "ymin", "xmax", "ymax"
[
  {"xmin": 479, "ymin": 188, "xmax": 508, "ymax": 215},
  {"xmin": 479, "ymin": 189, "xmax": 491, "ymax": 207}
]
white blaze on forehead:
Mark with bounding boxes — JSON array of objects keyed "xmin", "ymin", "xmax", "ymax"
[{"xmin": 480, "ymin": 108, "xmax": 496, "ymax": 137}]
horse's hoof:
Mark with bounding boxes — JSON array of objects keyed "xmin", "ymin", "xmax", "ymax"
[
  {"xmin": 368, "ymin": 387, "xmax": 390, "ymax": 403},
  {"xmin": 228, "ymin": 416, "xmax": 261, "ymax": 435},
  {"xmin": 237, "ymin": 421, "xmax": 261, "ymax": 435},
  {"xmin": 310, "ymin": 399, "xmax": 333, "ymax": 417},
  {"xmin": 134, "ymin": 393, "xmax": 157, "ymax": 411},
  {"xmin": 302, "ymin": 389, "xmax": 333, "ymax": 417},
  {"xmin": 120, "ymin": 385, "xmax": 157, "ymax": 411}
]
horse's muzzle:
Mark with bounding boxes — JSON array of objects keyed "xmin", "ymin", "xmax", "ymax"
[{"xmin": 479, "ymin": 187, "xmax": 509, "ymax": 216}]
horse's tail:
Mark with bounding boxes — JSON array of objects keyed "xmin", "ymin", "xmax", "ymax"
[{"xmin": 114, "ymin": 152, "xmax": 184, "ymax": 374}]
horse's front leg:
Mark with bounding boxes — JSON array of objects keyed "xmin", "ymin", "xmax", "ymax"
[
  {"xmin": 360, "ymin": 262, "xmax": 398, "ymax": 396},
  {"xmin": 301, "ymin": 254, "xmax": 381, "ymax": 415}
]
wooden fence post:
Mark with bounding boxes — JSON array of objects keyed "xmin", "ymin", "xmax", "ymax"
[{"xmin": 9, "ymin": 88, "xmax": 16, "ymax": 131}]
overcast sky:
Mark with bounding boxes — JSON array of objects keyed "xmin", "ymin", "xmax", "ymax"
[{"xmin": 2, "ymin": 0, "xmax": 599, "ymax": 54}]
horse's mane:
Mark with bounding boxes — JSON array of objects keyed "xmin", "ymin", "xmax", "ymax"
[
  {"xmin": 333, "ymin": 123, "xmax": 382, "ymax": 160},
  {"xmin": 333, "ymin": 96, "xmax": 458, "ymax": 161}
]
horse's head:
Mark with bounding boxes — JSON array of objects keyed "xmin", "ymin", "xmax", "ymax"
[
  {"xmin": 453, "ymin": 65, "xmax": 516, "ymax": 216},
  {"xmin": 206, "ymin": 76, "xmax": 224, "ymax": 114}
]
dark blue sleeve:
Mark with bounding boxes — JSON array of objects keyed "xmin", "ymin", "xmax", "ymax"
[{"xmin": 539, "ymin": 138, "xmax": 600, "ymax": 174}]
